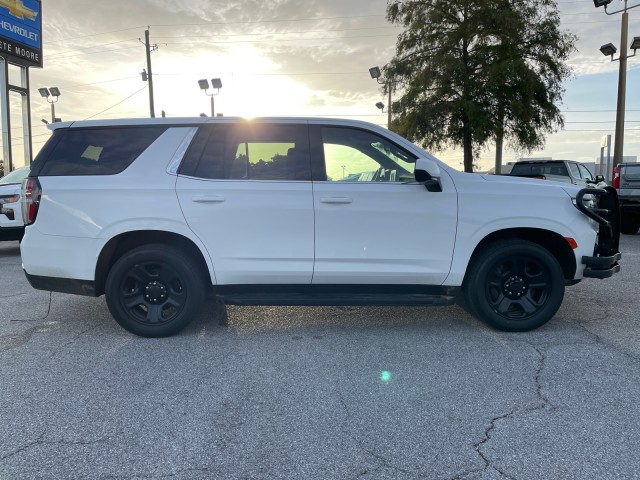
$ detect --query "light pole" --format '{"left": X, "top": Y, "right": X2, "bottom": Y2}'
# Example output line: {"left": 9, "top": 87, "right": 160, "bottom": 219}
{"left": 198, "top": 78, "right": 222, "bottom": 117}
{"left": 38, "top": 87, "right": 61, "bottom": 123}
{"left": 370, "top": 66, "right": 392, "bottom": 130}
{"left": 594, "top": 0, "right": 640, "bottom": 170}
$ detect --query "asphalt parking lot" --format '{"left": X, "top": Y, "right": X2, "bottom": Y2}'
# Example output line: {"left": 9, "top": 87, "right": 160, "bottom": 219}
{"left": 1, "top": 235, "right": 640, "bottom": 480}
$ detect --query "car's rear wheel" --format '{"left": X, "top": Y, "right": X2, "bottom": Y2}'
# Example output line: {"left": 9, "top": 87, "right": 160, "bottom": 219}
{"left": 463, "top": 239, "right": 565, "bottom": 332}
{"left": 105, "top": 244, "right": 206, "bottom": 337}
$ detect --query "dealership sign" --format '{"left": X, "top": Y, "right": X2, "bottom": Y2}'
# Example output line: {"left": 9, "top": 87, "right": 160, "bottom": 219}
{"left": 0, "top": 0, "right": 42, "bottom": 67}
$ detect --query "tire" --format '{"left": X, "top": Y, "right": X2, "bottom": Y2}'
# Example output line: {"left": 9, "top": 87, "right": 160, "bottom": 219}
{"left": 105, "top": 244, "right": 206, "bottom": 337}
{"left": 463, "top": 239, "right": 565, "bottom": 332}
{"left": 620, "top": 214, "right": 640, "bottom": 235}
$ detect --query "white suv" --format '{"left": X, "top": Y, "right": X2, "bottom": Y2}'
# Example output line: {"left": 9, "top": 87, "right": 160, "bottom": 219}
{"left": 0, "top": 166, "right": 30, "bottom": 242}
{"left": 20, "top": 117, "right": 621, "bottom": 337}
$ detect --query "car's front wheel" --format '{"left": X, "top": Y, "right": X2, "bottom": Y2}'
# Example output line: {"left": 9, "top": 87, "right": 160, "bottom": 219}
{"left": 463, "top": 239, "right": 565, "bottom": 332}
{"left": 105, "top": 244, "right": 206, "bottom": 337}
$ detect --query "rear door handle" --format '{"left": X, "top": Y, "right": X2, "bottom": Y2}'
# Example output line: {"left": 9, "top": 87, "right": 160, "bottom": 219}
{"left": 192, "top": 194, "right": 226, "bottom": 203}
{"left": 319, "top": 197, "right": 353, "bottom": 204}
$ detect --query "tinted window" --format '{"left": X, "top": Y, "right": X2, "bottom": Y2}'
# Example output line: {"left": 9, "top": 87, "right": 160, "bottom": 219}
{"left": 181, "top": 123, "right": 311, "bottom": 181}
{"left": 37, "top": 127, "right": 167, "bottom": 176}
{"left": 319, "top": 127, "right": 416, "bottom": 182}
{"left": 511, "top": 163, "right": 568, "bottom": 177}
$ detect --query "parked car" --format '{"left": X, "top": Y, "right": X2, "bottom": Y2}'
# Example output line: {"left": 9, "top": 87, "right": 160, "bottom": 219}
{"left": 508, "top": 160, "right": 606, "bottom": 188}
{"left": 613, "top": 163, "right": 640, "bottom": 235}
{"left": 0, "top": 166, "right": 30, "bottom": 241}
{"left": 20, "top": 118, "right": 621, "bottom": 337}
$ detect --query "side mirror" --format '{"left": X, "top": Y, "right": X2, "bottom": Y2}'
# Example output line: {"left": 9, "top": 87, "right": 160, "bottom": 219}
{"left": 414, "top": 157, "right": 440, "bottom": 180}
{"left": 414, "top": 157, "right": 442, "bottom": 192}
{"left": 595, "top": 175, "right": 605, "bottom": 183}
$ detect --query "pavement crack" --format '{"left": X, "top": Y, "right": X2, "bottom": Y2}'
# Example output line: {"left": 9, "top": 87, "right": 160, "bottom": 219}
{"left": 0, "top": 431, "right": 46, "bottom": 461}
{"left": 336, "top": 389, "right": 417, "bottom": 479}
{"left": 1, "top": 433, "right": 112, "bottom": 462}
{"left": 8, "top": 291, "right": 53, "bottom": 322}
{"left": 460, "top": 344, "right": 551, "bottom": 480}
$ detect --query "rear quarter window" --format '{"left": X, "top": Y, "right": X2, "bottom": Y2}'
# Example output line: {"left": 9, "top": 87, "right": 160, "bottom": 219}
{"left": 34, "top": 127, "right": 167, "bottom": 176}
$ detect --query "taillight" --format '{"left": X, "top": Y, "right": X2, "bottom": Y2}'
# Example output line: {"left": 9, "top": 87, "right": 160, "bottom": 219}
{"left": 613, "top": 166, "right": 620, "bottom": 189}
{"left": 21, "top": 177, "right": 42, "bottom": 225}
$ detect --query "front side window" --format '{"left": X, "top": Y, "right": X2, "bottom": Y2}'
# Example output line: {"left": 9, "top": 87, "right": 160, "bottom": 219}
{"left": 578, "top": 164, "right": 594, "bottom": 181}
{"left": 567, "top": 162, "right": 580, "bottom": 179}
{"left": 36, "top": 127, "right": 167, "bottom": 176}
{"left": 319, "top": 127, "right": 416, "bottom": 182}
{"left": 182, "top": 123, "right": 311, "bottom": 181}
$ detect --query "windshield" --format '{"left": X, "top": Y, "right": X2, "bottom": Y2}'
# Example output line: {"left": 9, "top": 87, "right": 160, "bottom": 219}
{"left": 0, "top": 166, "right": 30, "bottom": 185}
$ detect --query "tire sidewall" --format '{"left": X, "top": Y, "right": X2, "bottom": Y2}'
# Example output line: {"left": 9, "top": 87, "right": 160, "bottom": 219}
{"left": 105, "top": 244, "right": 205, "bottom": 337}
{"left": 465, "top": 240, "right": 565, "bottom": 332}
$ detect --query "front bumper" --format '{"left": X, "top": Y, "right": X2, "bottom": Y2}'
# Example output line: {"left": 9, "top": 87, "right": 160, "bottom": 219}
{"left": 582, "top": 252, "right": 621, "bottom": 279}
{"left": 576, "top": 187, "right": 621, "bottom": 279}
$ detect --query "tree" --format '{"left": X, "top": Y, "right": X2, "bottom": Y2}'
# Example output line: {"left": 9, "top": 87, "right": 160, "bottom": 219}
{"left": 384, "top": 0, "right": 576, "bottom": 172}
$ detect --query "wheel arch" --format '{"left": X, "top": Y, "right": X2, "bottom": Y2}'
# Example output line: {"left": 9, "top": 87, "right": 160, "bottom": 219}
{"left": 465, "top": 228, "right": 577, "bottom": 283}
{"left": 94, "top": 230, "right": 213, "bottom": 296}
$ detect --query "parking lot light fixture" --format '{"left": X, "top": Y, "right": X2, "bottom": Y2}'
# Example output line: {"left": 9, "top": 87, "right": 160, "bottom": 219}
{"left": 631, "top": 36, "right": 640, "bottom": 51}
{"left": 600, "top": 43, "right": 617, "bottom": 58}
{"left": 198, "top": 78, "right": 222, "bottom": 117}
{"left": 38, "top": 86, "right": 61, "bottom": 123}
{"left": 370, "top": 65, "right": 392, "bottom": 130}
{"left": 593, "top": 0, "right": 613, "bottom": 8}
{"left": 594, "top": 0, "right": 640, "bottom": 173}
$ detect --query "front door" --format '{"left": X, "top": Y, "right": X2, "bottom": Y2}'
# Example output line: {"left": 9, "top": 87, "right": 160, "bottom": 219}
{"left": 310, "top": 125, "right": 457, "bottom": 285}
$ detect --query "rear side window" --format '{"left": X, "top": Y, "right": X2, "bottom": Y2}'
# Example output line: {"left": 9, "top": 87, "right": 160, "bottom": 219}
{"left": 179, "top": 123, "right": 311, "bottom": 181}
{"left": 36, "top": 127, "right": 167, "bottom": 176}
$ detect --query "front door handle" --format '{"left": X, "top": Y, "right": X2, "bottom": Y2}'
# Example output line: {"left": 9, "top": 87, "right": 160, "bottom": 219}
{"left": 319, "top": 197, "right": 353, "bottom": 204}
{"left": 192, "top": 194, "right": 226, "bottom": 203}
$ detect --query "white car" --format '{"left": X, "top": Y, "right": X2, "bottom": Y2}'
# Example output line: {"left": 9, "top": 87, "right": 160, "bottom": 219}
{"left": 20, "top": 117, "right": 621, "bottom": 337}
{"left": 0, "top": 166, "right": 30, "bottom": 242}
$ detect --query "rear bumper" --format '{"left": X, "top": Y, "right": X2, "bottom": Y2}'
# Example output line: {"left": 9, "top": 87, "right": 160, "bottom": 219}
{"left": 24, "top": 271, "right": 97, "bottom": 296}
{"left": 0, "top": 226, "right": 24, "bottom": 241}
{"left": 582, "top": 252, "right": 621, "bottom": 279}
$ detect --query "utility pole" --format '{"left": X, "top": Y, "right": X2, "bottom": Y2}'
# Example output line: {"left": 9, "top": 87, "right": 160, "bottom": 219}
{"left": 143, "top": 28, "right": 156, "bottom": 118}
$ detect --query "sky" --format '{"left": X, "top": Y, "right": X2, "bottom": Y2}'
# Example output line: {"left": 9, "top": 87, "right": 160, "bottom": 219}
{"left": 8, "top": 0, "right": 640, "bottom": 171}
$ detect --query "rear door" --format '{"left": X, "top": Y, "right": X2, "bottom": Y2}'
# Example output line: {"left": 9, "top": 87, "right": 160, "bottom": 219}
{"left": 176, "top": 122, "right": 314, "bottom": 285}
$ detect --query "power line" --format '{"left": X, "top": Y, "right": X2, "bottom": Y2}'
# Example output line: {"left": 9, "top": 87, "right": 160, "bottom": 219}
{"left": 46, "top": 45, "right": 141, "bottom": 60}
{"left": 162, "top": 33, "right": 397, "bottom": 47}
{"left": 148, "top": 14, "right": 384, "bottom": 28}
{"left": 44, "top": 14, "right": 388, "bottom": 44}
{"left": 153, "top": 25, "right": 398, "bottom": 40}
{"left": 83, "top": 85, "right": 148, "bottom": 120}
{"left": 46, "top": 39, "right": 139, "bottom": 59}
{"left": 59, "top": 76, "right": 140, "bottom": 91}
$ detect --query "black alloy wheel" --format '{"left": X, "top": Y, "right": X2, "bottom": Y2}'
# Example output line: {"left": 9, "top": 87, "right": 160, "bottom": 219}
{"left": 105, "top": 244, "right": 206, "bottom": 337}
{"left": 464, "top": 239, "right": 565, "bottom": 332}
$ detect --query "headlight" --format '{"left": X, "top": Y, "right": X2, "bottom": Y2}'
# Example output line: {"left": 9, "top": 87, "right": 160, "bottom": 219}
{"left": 0, "top": 194, "right": 20, "bottom": 204}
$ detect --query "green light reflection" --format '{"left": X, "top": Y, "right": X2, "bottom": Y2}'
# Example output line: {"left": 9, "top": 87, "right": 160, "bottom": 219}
{"left": 380, "top": 371, "right": 392, "bottom": 383}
